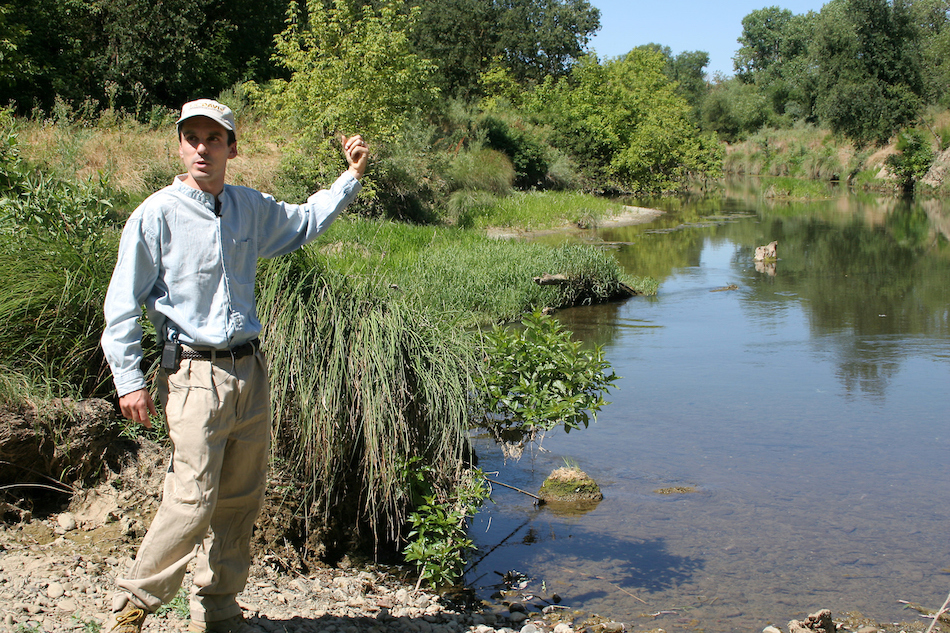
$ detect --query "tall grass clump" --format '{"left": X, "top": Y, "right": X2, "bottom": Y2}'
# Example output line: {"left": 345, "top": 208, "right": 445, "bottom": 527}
{"left": 405, "top": 239, "right": 636, "bottom": 324}
{"left": 0, "top": 110, "right": 120, "bottom": 395}
{"left": 256, "top": 248, "right": 480, "bottom": 546}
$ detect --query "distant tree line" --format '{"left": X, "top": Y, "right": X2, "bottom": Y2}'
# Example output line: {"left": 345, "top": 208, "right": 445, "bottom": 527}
{"left": 706, "top": 0, "right": 950, "bottom": 145}
{"left": 1, "top": 0, "right": 729, "bottom": 196}
{"left": 2, "top": 0, "right": 944, "bottom": 196}
{"left": 0, "top": 0, "right": 601, "bottom": 115}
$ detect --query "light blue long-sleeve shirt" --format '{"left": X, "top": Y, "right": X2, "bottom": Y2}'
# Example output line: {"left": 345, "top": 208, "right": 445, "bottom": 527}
{"left": 101, "top": 172, "right": 361, "bottom": 397}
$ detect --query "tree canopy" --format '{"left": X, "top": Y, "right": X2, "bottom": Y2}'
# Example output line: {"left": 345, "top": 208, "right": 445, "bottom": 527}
{"left": 726, "top": 0, "right": 938, "bottom": 145}
{"left": 526, "top": 49, "right": 720, "bottom": 193}
{"left": 410, "top": 0, "right": 601, "bottom": 95}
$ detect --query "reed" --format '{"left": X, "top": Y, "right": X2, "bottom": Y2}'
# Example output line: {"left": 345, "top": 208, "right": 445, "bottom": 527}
{"left": 257, "top": 249, "right": 479, "bottom": 543}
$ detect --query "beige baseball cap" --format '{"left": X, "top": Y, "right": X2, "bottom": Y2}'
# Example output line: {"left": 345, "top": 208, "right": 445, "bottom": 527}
{"left": 177, "top": 99, "right": 236, "bottom": 133}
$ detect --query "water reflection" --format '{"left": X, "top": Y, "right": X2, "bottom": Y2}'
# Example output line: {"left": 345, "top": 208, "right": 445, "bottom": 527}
{"left": 466, "top": 183, "right": 950, "bottom": 632}
{"left": 597, "top": 189, "right": 950, "bottom": 398}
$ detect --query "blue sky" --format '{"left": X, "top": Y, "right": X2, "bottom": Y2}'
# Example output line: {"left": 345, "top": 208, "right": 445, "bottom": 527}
{"left": 586, "top": 0, "right": 829, "bottom": 77}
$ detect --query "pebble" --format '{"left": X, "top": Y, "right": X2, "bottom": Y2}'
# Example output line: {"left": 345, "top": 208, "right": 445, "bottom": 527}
{"left": 0, "top": 519, "right": 614, "bottom": 633}
{"left": 57, "top": 514, "right": 77, "bottom": 532}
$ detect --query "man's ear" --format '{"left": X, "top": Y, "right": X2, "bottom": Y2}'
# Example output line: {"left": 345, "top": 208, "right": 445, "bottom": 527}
{"left": 228, "top": 142, "right": 238, "bottom": 159}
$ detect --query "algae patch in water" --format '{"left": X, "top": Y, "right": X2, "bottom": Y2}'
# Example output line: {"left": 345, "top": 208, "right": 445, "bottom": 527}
{"left": 653, "top": 485, "right": 698, "bottom": 495}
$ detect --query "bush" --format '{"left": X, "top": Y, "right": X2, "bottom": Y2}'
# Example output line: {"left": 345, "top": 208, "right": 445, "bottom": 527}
{"left": 402, "top": 462, "right": 488, "bottom": 589}
{"left": 477, "top": 114, "right": 549, "bottom": 189}
{"left": 0, "top": 111, "right": 122, "bottom": 394}
{"left": 886, "top": 128, "right": 935, "bottom": 192}
{"left": 477, "top": 310, "right": 618, "bottom": 458}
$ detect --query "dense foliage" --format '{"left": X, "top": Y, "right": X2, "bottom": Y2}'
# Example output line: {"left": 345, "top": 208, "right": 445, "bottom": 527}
{"left": 716, "top": 0, "right": 950, "bottom": 148}
{"left": 477, "top": 310, "right": 618, "bottom": 458}
{"left": 4, "top": 0, "right": 723, "bottom": 198}
{"left": 525, "top": 49, "right": 722, "bottom": 193}
{"left": 0, "top": 111, "right": 121, "bottom": 394}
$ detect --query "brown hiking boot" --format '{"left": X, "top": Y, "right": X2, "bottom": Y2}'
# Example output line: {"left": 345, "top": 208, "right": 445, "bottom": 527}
{"left": 186, "top": 615, "right": 257, "bottom": 633}
{"left": 107, "top": 603, "right": 148, "bottom": 633}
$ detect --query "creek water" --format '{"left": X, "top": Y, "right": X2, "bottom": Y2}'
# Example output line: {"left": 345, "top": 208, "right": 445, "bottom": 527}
{"left": 465, "top": 181, "right": 950, "bottom": 632}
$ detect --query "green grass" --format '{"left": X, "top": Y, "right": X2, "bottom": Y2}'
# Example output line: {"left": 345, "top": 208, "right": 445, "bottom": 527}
{"left": 758, "top": 175, "right": 836, "bottom": 199}
{"left": 257, "top": 255, "right": 479, "bottom": 541}
{"left": 316, "top": 216, "right": 643, "bottom": 325}
{"left": 458, "top": 190, "right": 628, "bottom": 230}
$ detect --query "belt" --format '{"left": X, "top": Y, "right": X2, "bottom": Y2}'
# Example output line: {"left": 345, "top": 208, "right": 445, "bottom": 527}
{"left": 180, "top": 339, "right": 260, "bottom": 361}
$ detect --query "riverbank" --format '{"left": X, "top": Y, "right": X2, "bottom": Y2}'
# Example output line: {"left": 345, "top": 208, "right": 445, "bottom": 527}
{"left": 0, "top": 434, "right": 628, "bottom": 633}
{"left": 0, "top": 500, "right": 932, "bottom": 633}
{"left": 486, "top": 205, "right": 665, "bottom": 240}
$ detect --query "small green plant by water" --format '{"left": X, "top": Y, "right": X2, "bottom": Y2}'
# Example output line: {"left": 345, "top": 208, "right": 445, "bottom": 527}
{"left": 402, "top": 459, "right": 490, "bottom": 590}
{"left": 477, "top": 309, "right": 618, "bottom": 455}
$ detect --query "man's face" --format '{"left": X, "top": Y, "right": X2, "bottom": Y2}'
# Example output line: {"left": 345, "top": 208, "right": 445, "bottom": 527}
{"left": 178, "top": 116, "right": 237, "bottom": 193}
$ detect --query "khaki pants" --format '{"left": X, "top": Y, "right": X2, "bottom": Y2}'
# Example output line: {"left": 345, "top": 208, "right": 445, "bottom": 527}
{"left": 116, "top": 350, "right": 271, "bottom": 622}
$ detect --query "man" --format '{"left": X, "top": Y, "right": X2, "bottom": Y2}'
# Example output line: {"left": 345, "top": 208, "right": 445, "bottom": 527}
{"left": 100, "top": 98, "right": 368, "bottom": 633}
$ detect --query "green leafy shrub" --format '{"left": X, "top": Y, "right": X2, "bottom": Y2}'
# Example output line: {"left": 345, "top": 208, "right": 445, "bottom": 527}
{"left": 477, "top": 310, "right": 618, "bottom": 457}
{"left": 0, "top": 111, "right": 121, "bottom": 394}
{"left": 477, "top": 114, "right": 549, "bottom": 189}
{"left": 402, "top": 460, "right": 488, "bottom": 589}
{"left": 885, "top": 128, "right": 935, "bottom": 192}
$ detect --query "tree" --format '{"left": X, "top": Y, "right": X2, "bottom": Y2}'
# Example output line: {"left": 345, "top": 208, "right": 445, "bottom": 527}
{"left": 496, "top": 0, "right": 601, "bottom": 82}
{"left": 410, "top": 0, "right": 600, "bottom": 95}
{"left": 734, "top": 6, "right": 797, "bottom": 81}
{"left": 634, "top": 44, "right": 710, "bottom": 115}
{"left": 733, "top": 6, "right": 818, "bottom": 120}
{"left": 527, "top": 49, "right": 721, "bottom": 193}
{"left": 667, "top": 49, "right": 711, "bottom": 113}
{"left": 3, "top": 0, "right": 285, "bottom": 114}
{"left": 700, "top": 76, "right": 775, "bottom": 141}
{"left": 0, "top": 1, "right": 27, "bottom": 91}
{"left": 910, "top": 0, "right": 950, "bottom": 104}
{"left": 260, "top": 0, "right": 440, "bottom": 199}
{"left": 812, "top": 0, "right": 924, "bottom": 144}
{"left": 267, "top": 0, "right": 438, "bottom": 142}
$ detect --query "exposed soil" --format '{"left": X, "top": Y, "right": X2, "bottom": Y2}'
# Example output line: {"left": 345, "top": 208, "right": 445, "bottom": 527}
{"left": 486, "top": 206, "right": 664, "bottom": 240}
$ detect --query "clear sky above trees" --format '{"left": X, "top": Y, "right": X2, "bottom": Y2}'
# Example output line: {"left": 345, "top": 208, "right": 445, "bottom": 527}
{"left": 587, "top": 0, "right": 827, "bottom": 75}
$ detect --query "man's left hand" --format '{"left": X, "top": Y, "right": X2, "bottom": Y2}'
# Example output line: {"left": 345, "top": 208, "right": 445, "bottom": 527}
{"left": 342, "top": 134, "right": 369, "bottom": 180}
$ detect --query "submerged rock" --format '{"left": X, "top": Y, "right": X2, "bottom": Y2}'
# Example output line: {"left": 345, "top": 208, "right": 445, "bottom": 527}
{"left": 538, "top": 467, "right": 603, "bottom": 505}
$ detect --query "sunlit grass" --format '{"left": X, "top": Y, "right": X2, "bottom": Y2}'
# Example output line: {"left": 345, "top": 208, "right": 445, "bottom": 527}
{"left": 460, "top": 190, "right": 629, "bottom": 230}
{"left": 257, "top": 253, "right": 477, "bottom": 540}
{"left": 316, "top": 217, "right": 644, "bottom": 325}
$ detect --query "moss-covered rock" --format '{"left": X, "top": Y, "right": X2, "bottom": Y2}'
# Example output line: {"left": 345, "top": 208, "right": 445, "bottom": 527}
{"left": 538, "top": 466, "right": 603, "bottom": 504}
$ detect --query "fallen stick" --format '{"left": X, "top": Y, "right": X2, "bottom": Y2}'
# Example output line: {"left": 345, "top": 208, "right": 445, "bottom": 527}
{"left": 485, "top": 477, "right": 543, "bottom": 502}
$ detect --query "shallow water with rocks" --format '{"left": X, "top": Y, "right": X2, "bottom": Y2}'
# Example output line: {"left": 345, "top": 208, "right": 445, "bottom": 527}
{"left": 465, "top": 187, "right": 950, "bottom": 633}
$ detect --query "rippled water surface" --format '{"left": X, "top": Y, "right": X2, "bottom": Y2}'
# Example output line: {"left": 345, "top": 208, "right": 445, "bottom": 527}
{"left": 465, "top": 185, "right": 950, "bottom": 632}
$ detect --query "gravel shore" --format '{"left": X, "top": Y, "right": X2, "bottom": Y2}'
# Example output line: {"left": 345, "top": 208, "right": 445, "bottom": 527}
{"left": 0, "top": 435, "right": 626, "bottom": 633}
{"left": 0, "top": 513, "right": 624, "bottom": 633}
